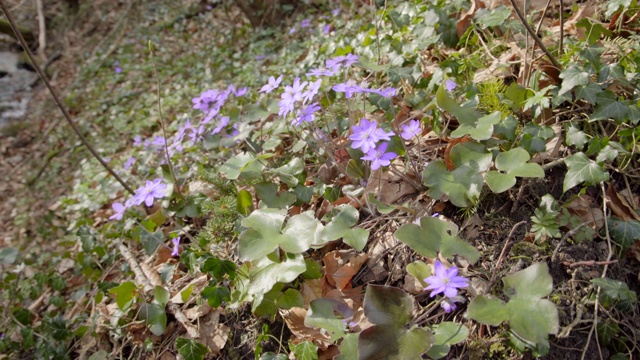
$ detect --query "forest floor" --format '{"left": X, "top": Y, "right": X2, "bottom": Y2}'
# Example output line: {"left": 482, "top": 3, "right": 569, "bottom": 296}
{"left": 1, "top": 0, "right": 639, "bottom": 359}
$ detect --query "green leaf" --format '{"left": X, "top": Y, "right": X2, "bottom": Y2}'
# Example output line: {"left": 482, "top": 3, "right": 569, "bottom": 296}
{"left": 506, "top": 298, "right": 559, "bottom": 348}
{"left": 357, "top": 326, "right": 399, "bottom": 359}
{"left": 451, "top": 111, "right": 502, "bottom": 141}
{"left": 248, "top": 253, "right": 306, "bottom": 296}
{"left": 219, "top": 152, "right": 265, "bottom": 180}
{"left": 367, "top": 193, "right": 398, "bottom": 214}
{"left": 590, "top": 97, "right": 629, "bottom": 122}
{"left": 138, "top": 302, "right": 167, "bottom": 336}
{"left": 426, "top": 322, "right": 469, "bottom": 359}
{"left": 422, "top": 161, "right": 483, "bottom": 208}
{"left": 238, "top": 209, "right": 288, "bottom": 262}
{"left": 305, "top": 298, "right": 348, "bottom": 341}
{"left": 436, "top": 85, "right": 482, "bottom": 126}
{"left": 268, "top": 158, "right": 304, "bottom": 187}
{"left": 139, "top": 228, "right": 163, "bottom": 256}
{"left": 502, "top": 262, "right": 553, "bottom": 299}
{"left": 575, "top": 83, "right": 601, "bottom": 103}
{"left": 259, "top": 353, "right": 288, "bottom": 360}
{"left": 109, "top": 281, "right": 137, "bottom": 310}
{"left": 237, "top": 189, "right": 254, "bottom": 216}
{"left": 591, "top": 277, "right": 638, "bottom": 311}
{"left": 302, "top": 259, "right": 323, "bottom": 279}
{"left": 566, "top": 124, "right": 588, "bottom": 148}
{"left": 255, "top": 182, "right": 296, "bottom": 209}
{"left": 290, "top": 340, "right": 318, "bottom": 360}
{"left": 595, "top": 145, "right": 619, "bottom": 163}
{"left": 0, "top": 246, "right": 18, "bottom": 265}
{"left": 201, "top": 286, "right": 231, "bottom": 308}
{"left": 449, "top": 141, "right": 492, "bottom": 172}
{"left": 563, "top": 152, "right": 609, "bottom": 192}
{"left": 176, "top": 338, "right": 209, "bottom": 360}
{"left": 605, "top": 0, "right": 632, "bottom": 17}
{"left": 397, "top": 326, "right": 434, "bottom": 359}
{"left": 467, "top": 295, "right": 509, "bottom": 326}
{"left": 559, "top": 65, "right": 590, "bottom": 96}
{"left": 475, "top": 5, "right": 512, "bottom": 28}
{"left": 277, "top": 289, "right": 304, "bottom": 309}
{"left": 335, "top": 333, "right": 358, "bottom": 360}
{"left": 364, "top": 285, "right": 413, "bottom": 327}
{"left": 201, "top": 257, "right": 236, "bottom": 281}
{"left": 346, "top": 159, "right": 366, "bottom": 179}
{"left": 181, "top": 285, "right": 193, "bottom": 303}
{"left": 319, "top": 205, "right": 368, "bottom": 250}
{"left": 607, "top": 217, "right": 640, "bottom": 251}
{"left": 342, "top": 227, "right": 369, "bottom": 251}
{"left": 406, "top": 261, "right": 431, "bottom": 286}
{"left": 496, "top": 148, "right": 545, "bottom": 178}
{"left": 485, "top": 171, "right": 516, "bottom": 193}
{"left": 394, "top": 217, "right": 479, "bottom": 263}
{"left": 280, "top": 211, "right": 322, "bottom": 253}
{"left": 154, "top": 286, "right": 170, "bottom": 307}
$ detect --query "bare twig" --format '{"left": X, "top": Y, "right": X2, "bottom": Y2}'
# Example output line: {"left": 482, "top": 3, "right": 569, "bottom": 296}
{"left": 559, "top": 0, "right": 564, "bottom": 58}
{"left": 0, "top": 0, "right": 136, "bottom": 195}
{"left": 487, "top": 221, "right": 528, "bottom": 290}
{"left": 508, "top": 0, "right": 562, "bottom": 71}
{"left": 35, "top": 0, "right": 45, "bottom": 59}
{"left": 561, "top": 260, "right": 618, "bottom": 268}
{"left": 551, "top": 222, "right": 589, "bottom": 261}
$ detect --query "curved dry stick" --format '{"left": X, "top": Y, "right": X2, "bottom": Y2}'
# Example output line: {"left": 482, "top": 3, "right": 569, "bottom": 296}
{"left": 0, "top": 0, "right": 135, "bottom": 195}
{"left": 508, "top": 0, "right": 562, "bottom": 71}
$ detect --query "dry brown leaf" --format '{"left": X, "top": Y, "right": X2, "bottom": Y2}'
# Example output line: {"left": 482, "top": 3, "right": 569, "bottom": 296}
{"left": 606, "top": 184, "right": 640, "bottom": 221}
{"left": 318, "top": 345, "right": 341, "bottom": 360}
{"left": 323, "top": 250, "right": 368, "bottom": 291}
{"left": 364, "top": 162, "right": 418, "bottom": 204}
{"left": 197, "top": 307, "right": 229, "bottom": 356}
{"left": 565, "top": 194, "right": 604, "bottom": 231}
{"left": 628, "top": 241, "right": 640, "bottom": 263}
{"left": 325, "top": 286, "right": 364, "bottom": 308}
{"left": 140, "top": 262, "right": 163, "bottom": 287}
{"left": 280, "top": 307, "right": 332, "bottom": 349}
{"left": 170, "top": 275, "right": 208, "bottom": 304}
{"left": 301, "top": 279, "right": 323, "bottom": 306}
{"left": 456, "top": 0, "right": 485, "bottom": 38}
{"left": 403, "top": 274, "right": 424, "bottom": 295}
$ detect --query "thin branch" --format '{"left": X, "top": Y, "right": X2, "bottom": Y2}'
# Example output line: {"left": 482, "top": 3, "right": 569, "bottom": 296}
{"left": 487, "top": 221, "right": 528, "bottom": 290}
{"left": 0, "top": 0, "right": 136, "bottom": 195}
{"left": 35, "top": 0, "right": 45, "bottom": 59}
{"left": 507, "top": 0, "right": 562, "bottom": 71}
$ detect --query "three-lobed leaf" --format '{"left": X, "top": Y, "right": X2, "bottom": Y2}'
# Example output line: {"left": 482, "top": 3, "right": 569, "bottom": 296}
{"left": 563, "top": 152, "right": 609, "bottom": 192}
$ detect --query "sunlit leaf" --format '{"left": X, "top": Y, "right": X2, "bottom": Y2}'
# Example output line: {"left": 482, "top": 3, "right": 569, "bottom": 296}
{"left": 176, "top": 338, "right": 209, "bottom": 360}
{"left": 563, "top": 152, "right": 609, "bottom": 192}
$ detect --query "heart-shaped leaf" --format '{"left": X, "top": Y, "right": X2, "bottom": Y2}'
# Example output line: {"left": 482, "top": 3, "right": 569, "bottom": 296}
{"left": 422, "top": 161, "right": 483, "bottom": 208}
{"left": 363, "top": 285, "right": 414, "bottom": 327}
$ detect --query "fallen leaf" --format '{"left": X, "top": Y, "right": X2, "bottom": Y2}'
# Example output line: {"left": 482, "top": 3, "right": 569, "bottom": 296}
{"left": 301, "top": 279, "right": 323, "bottom": 306}
{"left": 606, "top": 184, "right": 640, "bottom": 221}
{"left": 197, "top": 307, "right": 229, "bottom": 356}
{"left": 280, "top": 307, "right": 332, "bottom": 348}
{"left": 170, "top": 275, "right": 208, "bottom": 304}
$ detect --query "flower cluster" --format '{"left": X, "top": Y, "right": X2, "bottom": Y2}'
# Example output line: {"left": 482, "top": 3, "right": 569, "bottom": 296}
{"left": 423, "top": 260, "right": 469, "bottom": 313}
{"left": 350, "top": 118, "right": 397, "bottom": 170}
{"left": 109, "top": 178, "right": 167, "bottom": 221}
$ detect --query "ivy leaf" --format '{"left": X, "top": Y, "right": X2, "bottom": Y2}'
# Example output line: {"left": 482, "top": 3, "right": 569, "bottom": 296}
{"left": 563, "top": 152, "right": 609, "bottom": 192}
{"left": 575, "top": 83, "right": 601, "bottom": 104}
{"left": 201, "top": 257, "right": 236, "bottom": 281}
{"left": 566, "top": 124, "right": 588, "bottom": 148}
{"left": 259, "top": 353, "right": 288, "bottom": 360}
{"left": 607, "top": 217, "right": 640, "bottom": 251}
{"left": 422, "top": 161, "right": 483, "bottom": 208}
{"left": 590, "top": 97, "right": 629, "bottom": 123}
{"left": 0, "top": 247, "right": 18, "bottom": 265}
{"left": 176, "top": 338, "right": 209, "bottom": 360}
{"left": 201, "top": 286, "right": 231, "bottom": 308}
{"left": 558, "top": 65, "right": 590, "bottom": 96}
{"left": 502, "top": 262, "right": 553, "bottom": 299}
{"left": 290, "top": 341, "right": 318, "bottom": 360}
{"left": 138, "top": 302, "right": 167, "bottom": 336}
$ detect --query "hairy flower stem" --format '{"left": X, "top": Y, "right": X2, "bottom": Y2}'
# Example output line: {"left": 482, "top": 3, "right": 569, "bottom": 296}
{"left": 148, "top": 41, "right": 181, "bottom": 197}
{"left": 0, "top": 0, "right": 135, "bottom": 195}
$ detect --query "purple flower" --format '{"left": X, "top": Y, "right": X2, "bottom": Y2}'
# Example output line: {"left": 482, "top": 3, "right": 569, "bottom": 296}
{"left": 292, "top": 103, "right": 321, "bottom": 126}
{"left": 326, "top": 54, "right": 359, "bottom": 70}
{"left": 259, "top": 75, "right": 283, "bottom": 94}
{"left": 255, "top": 55, "right": 266, "bottom": 60}
{"left": 285, "top": 77, "right": 307, "bottom": 101}
{"left": 123, "top": 156, "right": 136, "bottom": 170}
{"left": 441, "top": 298, "right": 458, "bottom": 313}
{"left": 212, "top": 116, "right": 230, "bottom": 135}
{"left": 189, "top": 124, "right": 206, "bottom": 145}
{"left": 361, "top": 142, "right": 397, "bottom": 170}
{"left": 323, "top": 24, "right": 331, "bottom": 34}
{"left": 301, "top": 18, "right": 311, "bottom": 28}
{"left": 132, "top": 179, "right": 167, "bottom": 207}
{"left": 279, "top": 77, "right": 307, "bottom": 117}
{"left": 171, "top": 237, "right": 180, "bottom": 257}
{"left": 400, "top": 119, "right": 421, "bottom": 140}
{"left": 332, "top": 8, "right": 340, "bottom": 16}
{"left": 306, "top": 67, "right": 338, "bottom": 78}
{"left": 192, "top": 89, "right": 218, "bottom": 112}
{"left": 444, "top": 79, "right": 457, "bottom": 92}
{"left": 289, "top": 26, "right": 297, "bottom": 35}
{"left": 234, "top": 87, "right": 248, "bottom": 97}
{"left": 109, "top": 202, "right": 126, "bottom": 221}
{"left": 349, "top": 118, "right": 395, "bottom": 153}
{"left": 333, "top": 80, "right": 367, "bottom": 99}
{"left": 423, "top": 260, "right": 469, "bottom": 298}
{"left": 133, "top": 135, "right": 143, "bottom": 147}
{"left": 369, "top": 87, "right": 397, "bottom": 98}
{"left": 302, "top": 79, "right": 322, "bottom": 104}
{"left": 115, "top": 67, "right": 122, "bottom": 74}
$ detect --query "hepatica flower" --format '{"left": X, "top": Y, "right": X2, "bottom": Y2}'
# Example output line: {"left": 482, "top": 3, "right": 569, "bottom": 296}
{"left": 350, "top": 118, "right": 395, "bottom": 153}
{"left": 132, "top": 179, "right": 167, "bottom": 207}
{"left": 212, "top": 116, "right": 230, "bottom": 135}
{"left": 444, "top": 79, "right": 457, "bottom": 92}
{"left": 326, "top": 53, "right": 359, "bottom": 70}
{"left": 171, "top": 237, "right": 181, "bottom": 257}
{"left": 400, "top": 119, "right": 421, "bottom": 140}
{"left": 109, "top": 202, "right": 126, "bottom": 221}
{"left": 424, "top": 260, "right": 469, "bottom": 299}
{"left": 292, "top": 103, "right": 321, "bottom": 126}
{"left": 259, "top": 75, "right": 283, "bottom": 94}
{"left": 362, "top": 142, "right": 397, "bottom": 170}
